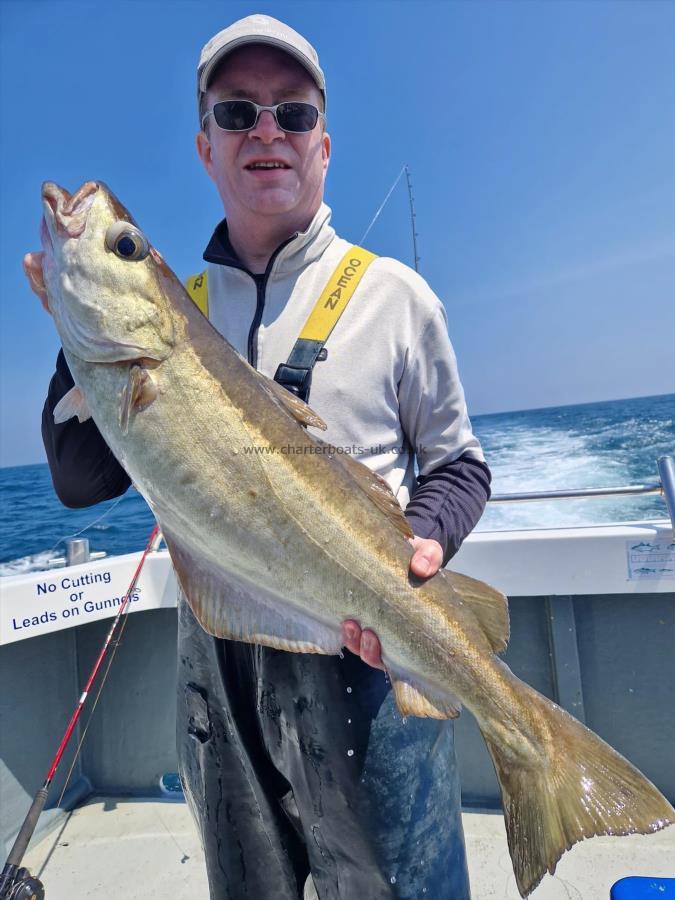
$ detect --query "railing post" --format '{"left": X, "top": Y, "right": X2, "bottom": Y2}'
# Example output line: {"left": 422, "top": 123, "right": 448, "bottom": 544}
{"left": 657, "top": 456, "right": 675, "bottom": 532}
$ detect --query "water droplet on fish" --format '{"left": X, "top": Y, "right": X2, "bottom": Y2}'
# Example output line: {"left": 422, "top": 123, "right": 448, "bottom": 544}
{"left": 347, "top": 589, "right": 353, "bottom": 598}
{"left": 422, "top": 888, "right": 427, "bottom": 893}
{"left": 346, "top": 686, "right": 352, "bottom": 694}
{"left": 347, "top": 749, "right": 354, "bottom": 757}
{"left": 347, "top": 718, "right": 352, "bottom": 724}
{"left": 401, "top": 716, "right": 408, "bottom": 725}
{"left": 390, "top": 876, "right": 396, "bottom": 884}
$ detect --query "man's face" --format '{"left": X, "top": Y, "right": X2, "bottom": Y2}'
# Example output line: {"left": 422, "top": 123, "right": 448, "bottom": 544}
{"left": 197, "top": 45, "right": 330, "bottom": 224}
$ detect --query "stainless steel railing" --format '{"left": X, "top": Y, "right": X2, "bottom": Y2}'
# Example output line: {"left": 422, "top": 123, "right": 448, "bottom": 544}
{"left": 488, "top": 455, "right": 675, "bottom": 530}
{"left": 490, "top": 483, "right": 662, "bottom": 503}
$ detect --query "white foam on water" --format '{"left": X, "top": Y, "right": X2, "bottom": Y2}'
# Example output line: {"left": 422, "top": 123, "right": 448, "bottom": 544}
{"left": 474, "top": 413, "right": 671, "bottom": 530}
{"left": 0, "top": 550, "right": 58, "bottom": 577}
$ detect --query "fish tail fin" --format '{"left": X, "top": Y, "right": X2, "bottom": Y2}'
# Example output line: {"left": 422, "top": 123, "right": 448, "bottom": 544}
{"left": 480, "top": 690, "right": 674, "bottom": 898}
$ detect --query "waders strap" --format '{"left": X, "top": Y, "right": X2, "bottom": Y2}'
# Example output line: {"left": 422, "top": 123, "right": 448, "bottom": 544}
{"left": 274, "top": 246, "right": 377, "bottom": 402}
{"left": 186, "top": 270, "right": 209, "bottom": 317}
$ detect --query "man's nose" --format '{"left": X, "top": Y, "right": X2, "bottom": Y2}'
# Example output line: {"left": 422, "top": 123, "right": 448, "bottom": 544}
{"left": 248, "top": 110, "right": 285, "bottom": 143}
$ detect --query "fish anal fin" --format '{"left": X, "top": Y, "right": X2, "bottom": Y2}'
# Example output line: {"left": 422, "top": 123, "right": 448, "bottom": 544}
{"left": 481, "top": 685, "right": 675, "bottom": 897}
{"left": 391, "top": 677, "right": 461, "bottom": 720}
{"left": 262, "top": 378, "right": 327, "bottom": 431}
{"left": 54, "top": 385, "right": 91, "bottom": 424}
{"left": 119, "top": 365, "right": 158, "bottom": 434}
{"left": 162, "top": 529, "right": 342, "bottom": 654}
{"left": 443, "top": 569, "right": 509, "bottom": 654}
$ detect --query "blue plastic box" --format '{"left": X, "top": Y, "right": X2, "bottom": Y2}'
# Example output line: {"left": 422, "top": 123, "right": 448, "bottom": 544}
{"left": 611, "top": 877, "right": 675, "bottom": 899}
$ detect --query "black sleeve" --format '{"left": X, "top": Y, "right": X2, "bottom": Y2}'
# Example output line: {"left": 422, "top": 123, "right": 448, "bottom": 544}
{"left": 42, "top": 350, "right": 131, "bottom": 508}
{"left": 404, "top": 454, "right": 491, "bottom": 564}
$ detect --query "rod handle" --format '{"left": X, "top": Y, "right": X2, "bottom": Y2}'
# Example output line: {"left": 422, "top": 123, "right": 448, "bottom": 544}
{"left": 4, "top": 787, "right": 49, "bottom": 868}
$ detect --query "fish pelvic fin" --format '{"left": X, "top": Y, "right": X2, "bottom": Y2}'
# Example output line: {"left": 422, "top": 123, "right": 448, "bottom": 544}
{"left": 442, "top": 569, "right": 509, "bottom": 654}
{"left": 481, "top": 691, "right": 674, "bottom": 897}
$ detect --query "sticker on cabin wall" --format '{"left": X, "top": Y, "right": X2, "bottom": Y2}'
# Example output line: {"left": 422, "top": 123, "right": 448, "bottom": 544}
{"left": 626, "top": 539, "right": 675, "bottom": 580}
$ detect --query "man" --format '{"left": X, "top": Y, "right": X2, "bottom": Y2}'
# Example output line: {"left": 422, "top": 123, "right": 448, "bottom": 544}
{"left": 39, "top": 14, "right": 491, "bottom": 899}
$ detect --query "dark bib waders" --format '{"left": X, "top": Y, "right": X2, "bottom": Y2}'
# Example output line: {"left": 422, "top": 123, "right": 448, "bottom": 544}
{"left": 177, "top": 596, "right": 471, "bottom": 900}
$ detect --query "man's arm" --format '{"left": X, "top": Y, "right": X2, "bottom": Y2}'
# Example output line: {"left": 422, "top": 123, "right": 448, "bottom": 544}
{"left": 341, "top": 456, "right": 491, "bottom": 668}
{"left": 42, "top": 350, "right": 131, "bottom": 508}
{"left": 404, "top": 454, "right": 491, "bottom": 565}
{"left": 343, "top": 297, "right": 491, "bottom": 669}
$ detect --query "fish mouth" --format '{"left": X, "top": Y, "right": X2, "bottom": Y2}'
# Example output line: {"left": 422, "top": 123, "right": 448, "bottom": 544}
{"left": 42, "top": 181, "right": 99, "bottom": 241}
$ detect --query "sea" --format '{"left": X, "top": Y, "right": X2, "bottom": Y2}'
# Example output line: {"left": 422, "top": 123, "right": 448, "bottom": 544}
{"left": 0, "top": 393, "right": 673, "bottom": 576}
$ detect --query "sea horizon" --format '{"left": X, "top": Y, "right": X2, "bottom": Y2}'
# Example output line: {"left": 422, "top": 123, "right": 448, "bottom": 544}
{"left": 3, "top": 390, "right": 672, "bottom": 472}
{"left": 1, "top": 392, "right": 673, "bottom": 573}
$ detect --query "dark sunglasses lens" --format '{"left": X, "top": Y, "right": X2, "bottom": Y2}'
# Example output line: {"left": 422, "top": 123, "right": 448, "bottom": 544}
{"left": 276, "top": 102, "right": 319, "bottom": 132}
{"left": 213, "top": 100, "right": 257, "bottom": 131}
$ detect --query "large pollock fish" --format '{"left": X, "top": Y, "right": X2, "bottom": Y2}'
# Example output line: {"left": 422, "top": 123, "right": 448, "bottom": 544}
{"left": 25, "top": 181, "right": 673, "bottom": 897}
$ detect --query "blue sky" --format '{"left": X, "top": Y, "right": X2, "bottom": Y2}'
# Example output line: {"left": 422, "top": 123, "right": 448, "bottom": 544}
{"left": 1, "top": 0, "right": 674, "bottom": 467}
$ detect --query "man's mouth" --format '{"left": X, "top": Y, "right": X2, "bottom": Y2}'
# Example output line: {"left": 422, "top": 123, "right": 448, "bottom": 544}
{"left": 244, "top": 160, "right": 291, "bottom": 171}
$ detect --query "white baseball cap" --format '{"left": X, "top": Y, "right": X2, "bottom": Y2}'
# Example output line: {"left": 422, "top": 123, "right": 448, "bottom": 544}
{"left": 197, "top": 14, "right": 326, "bottom": 108}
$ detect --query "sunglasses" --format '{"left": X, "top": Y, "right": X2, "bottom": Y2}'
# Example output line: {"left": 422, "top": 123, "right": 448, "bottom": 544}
{"left": 202, "top": 100, "right": 324, "bottom": 134}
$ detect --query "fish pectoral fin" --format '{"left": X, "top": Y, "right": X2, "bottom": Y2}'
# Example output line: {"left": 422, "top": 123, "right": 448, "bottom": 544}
{"left": 119, "top": 364, "right": 158, "bottom": 435}
{"left": 442, "top": 570, "right": 509, "bottom": 654}
{"left": 53, "top": 385, "right": 91, "bottom": 423}
{"left": 262, "top": 377, "right": 328, "bottom": 431}
{"left": 322, "top": 444, "right": 414, "bottom": 540}
{"left": 163, "top": 529, "right": 342, "bottom": 654}
{"left": 390, "top": 677, "right": 461, "bottom": 719}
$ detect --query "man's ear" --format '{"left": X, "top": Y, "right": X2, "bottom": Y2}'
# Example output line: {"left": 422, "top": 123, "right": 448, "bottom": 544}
{"left": 196, "top": 130, "right": 214, "bottom": 177}
{"left": 322, "top": 131, "right": 331, "bottom": 174}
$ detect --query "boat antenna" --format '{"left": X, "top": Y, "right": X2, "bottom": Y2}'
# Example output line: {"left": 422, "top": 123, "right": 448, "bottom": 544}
{"left": 360, "top": 163, "right": 421, "bottom": 272}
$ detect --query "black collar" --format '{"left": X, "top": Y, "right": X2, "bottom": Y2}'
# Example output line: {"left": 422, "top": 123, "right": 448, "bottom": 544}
{"left": 203, "top": 218, "right": 243, "bottom": 268}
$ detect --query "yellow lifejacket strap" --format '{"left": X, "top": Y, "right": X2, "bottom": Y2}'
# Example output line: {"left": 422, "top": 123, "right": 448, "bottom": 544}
{"left": 297, "top": 246, "right": 377, "bottom": 341}
{"left": 275, "top": 246, "right": 377, "bottom": 401}
{"left": 185, "top": 245, "right": 376, "bottom": 401}
{"left": 185, "top": 269, "right": 209, "bottom": 317}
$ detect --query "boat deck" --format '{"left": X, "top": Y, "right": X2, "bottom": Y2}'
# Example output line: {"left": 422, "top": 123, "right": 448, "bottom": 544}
{"left": 22, "top": 796, "right": 675, "bottom": 899}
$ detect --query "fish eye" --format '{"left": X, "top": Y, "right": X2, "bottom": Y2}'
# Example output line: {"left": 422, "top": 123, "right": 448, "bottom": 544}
{"left": 105, "top": 221, "right": 149, "bottom": 261}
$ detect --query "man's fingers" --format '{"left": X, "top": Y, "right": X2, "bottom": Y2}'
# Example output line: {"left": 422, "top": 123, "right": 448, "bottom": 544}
{"left": 342, "top": 620, "right": 362, "bottom": 656}
{"left": 408, "top": 536, "right": 443, "bottom": 579}
{"left": 341, "top": 620, "right": 385, "bottom": 671}
{"left": 359, "top": 629, "right": 384, "bottom": 670}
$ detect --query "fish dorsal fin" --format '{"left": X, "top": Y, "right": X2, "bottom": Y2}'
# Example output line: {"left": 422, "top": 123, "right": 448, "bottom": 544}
{"left": 443, "top": 570, "right": 509, "bottom": 654}
{"left": 162, "top": 528, "right": 342, "bottom": 654}
{"left": 53, "top": 385, "right": 91, "bottom": 424}
{"left": 391, "top": 678, "right": 461, "bottom": 720}
{"left": 262, "top": 377, "right": 327, "bottom": 431}
{"left": 321, "top": 444, "right": 414, "bottom": 540}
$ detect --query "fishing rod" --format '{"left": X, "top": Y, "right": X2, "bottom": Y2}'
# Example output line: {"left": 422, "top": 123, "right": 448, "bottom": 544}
{"left": 360, "top": 164, "right": 421, "bottom": 272}
{"left": 0, "top": 524, "right": 160, "bottom": 900}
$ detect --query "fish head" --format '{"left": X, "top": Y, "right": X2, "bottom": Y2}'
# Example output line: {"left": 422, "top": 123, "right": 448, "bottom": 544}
{"left": 24, "top": 181, "right": 175, "bottom": 364}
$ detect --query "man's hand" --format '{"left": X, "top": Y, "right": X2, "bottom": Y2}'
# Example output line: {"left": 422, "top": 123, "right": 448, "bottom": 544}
{"left": 341, "top": 535, "right": 443, "bottom": 670}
